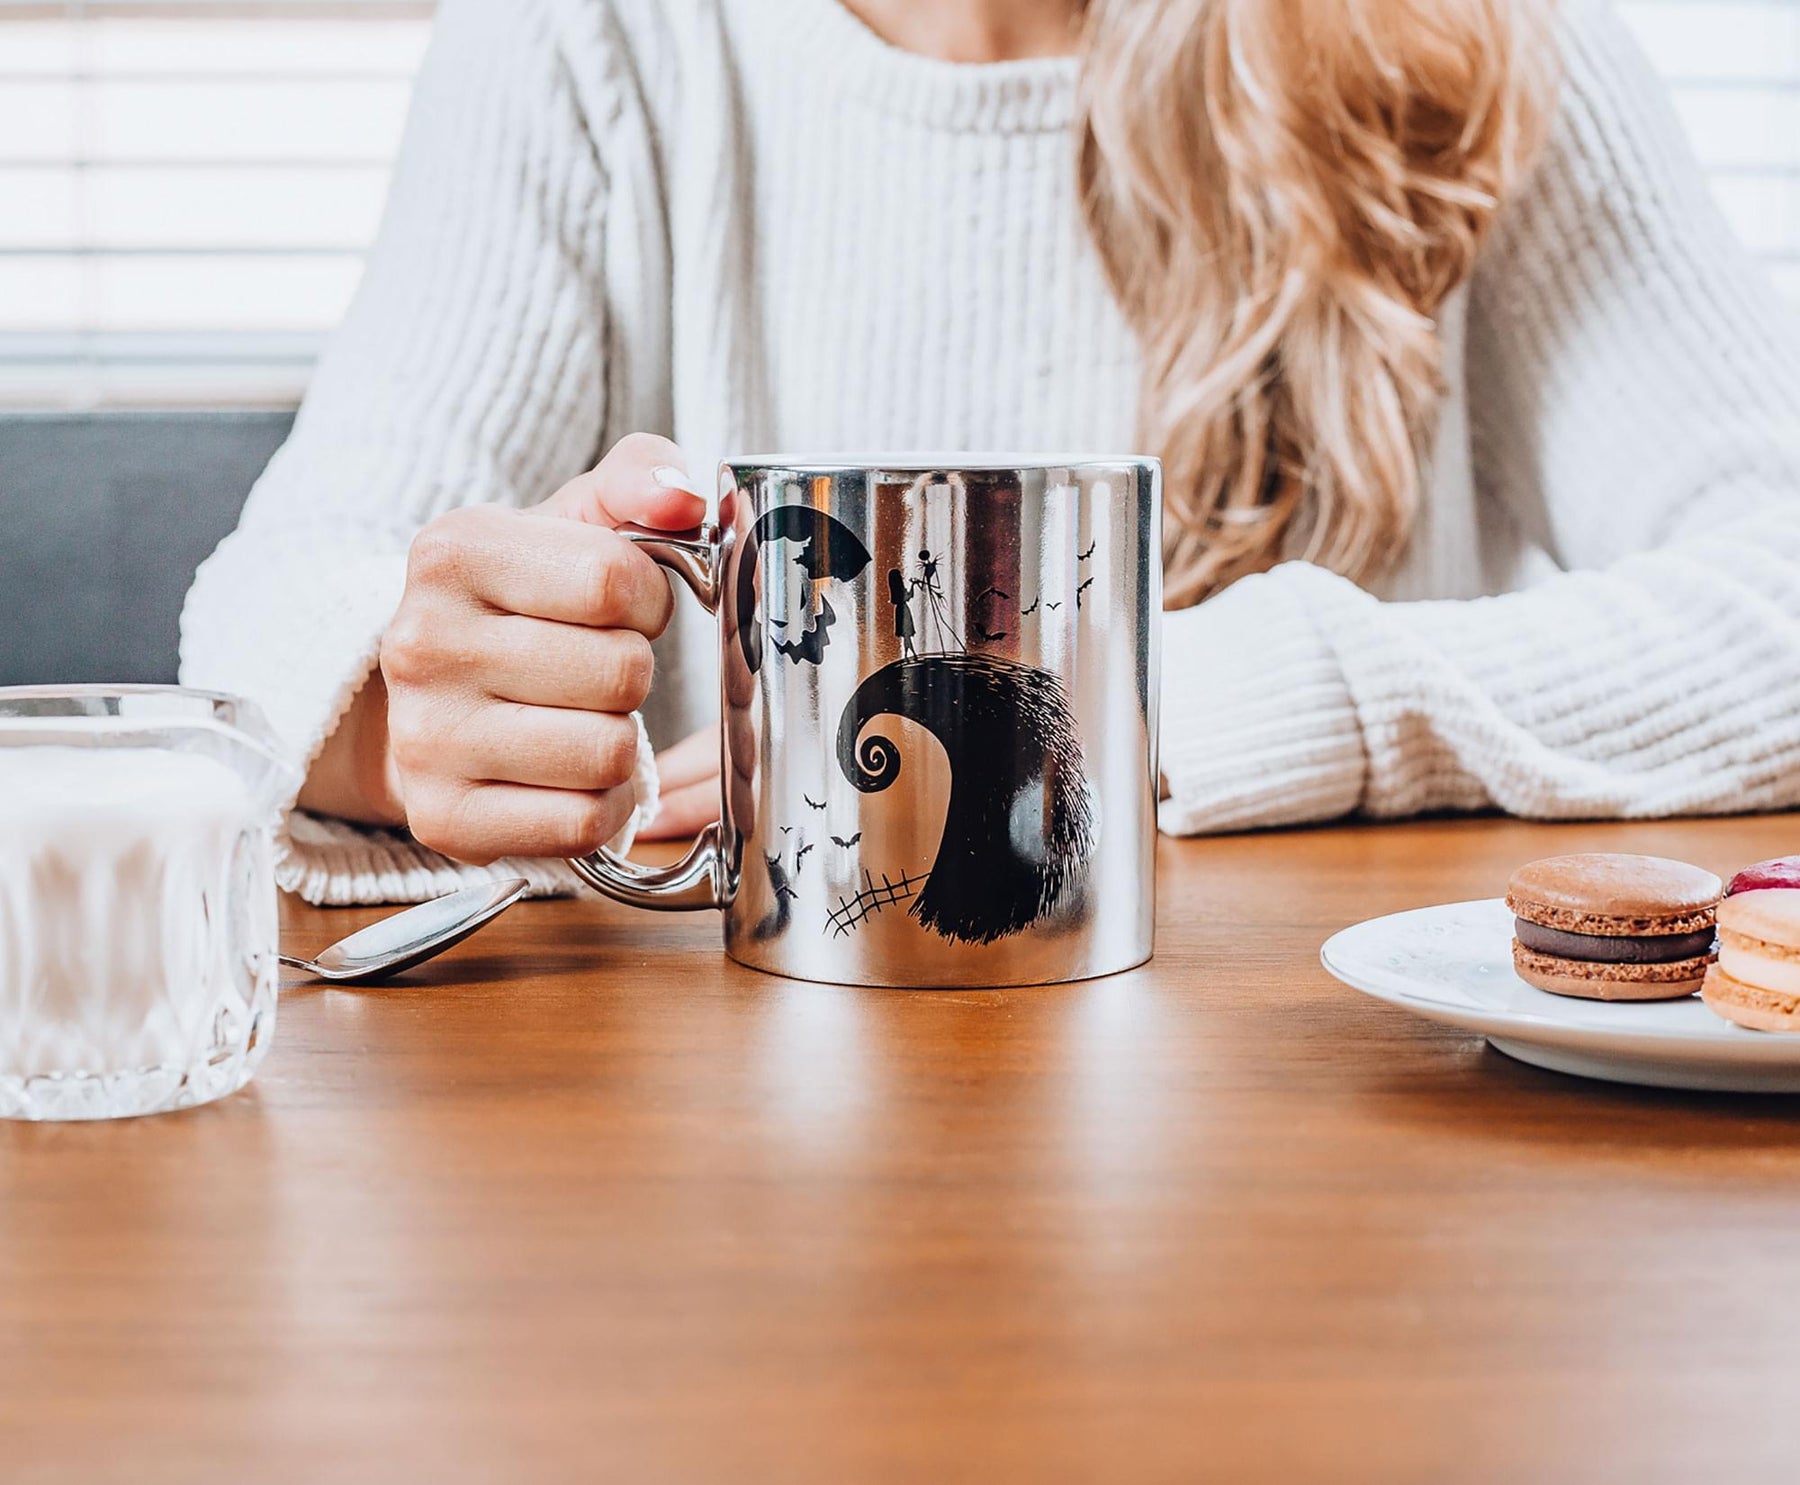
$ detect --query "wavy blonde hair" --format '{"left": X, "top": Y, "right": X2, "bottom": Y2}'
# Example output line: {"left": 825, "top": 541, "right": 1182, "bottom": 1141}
{"left": 1077, "top": 0, "right": 1557, "bottom": 608}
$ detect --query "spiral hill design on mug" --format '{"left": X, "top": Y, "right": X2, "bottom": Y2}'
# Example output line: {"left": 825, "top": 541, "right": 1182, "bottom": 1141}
{"left": 836, "top": 653, "right": 1095, "bottom": 946}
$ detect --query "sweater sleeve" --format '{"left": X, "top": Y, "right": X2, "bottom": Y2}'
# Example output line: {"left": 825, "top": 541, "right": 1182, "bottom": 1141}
{"left": 1158, "top": 0, "right": 1800, "bottom": 836}
{"left": 178, "top": 0, "right": 659, "bottom": 903}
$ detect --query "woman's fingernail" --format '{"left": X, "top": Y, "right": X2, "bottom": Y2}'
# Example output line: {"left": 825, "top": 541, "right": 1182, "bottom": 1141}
{"left": 651, "top": 465, "right": 705, "bottom": 498}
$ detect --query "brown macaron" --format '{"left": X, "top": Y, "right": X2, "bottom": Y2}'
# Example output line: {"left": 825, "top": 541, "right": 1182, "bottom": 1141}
{"left": 1702, "top": 890, "right": 1800, "bottom": 1032}
{"left": 1505, "top": 853, "right": 1721, "bottom": 1001}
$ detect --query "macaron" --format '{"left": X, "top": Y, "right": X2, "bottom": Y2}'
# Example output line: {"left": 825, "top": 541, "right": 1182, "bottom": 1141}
{"left": 1506, "top": 853, "right": 1721, "bottom": 1001}
{"left": 1726, "top": 856, "right": 1800, "bottom": 897}
{"left": 1703, "top": 890, "right": 1800, "bottom": 1032}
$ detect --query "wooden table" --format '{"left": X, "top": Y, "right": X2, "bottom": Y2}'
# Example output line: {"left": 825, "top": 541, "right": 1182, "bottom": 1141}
{"left": 7, "top": 816, "right": 1800, "bottom": 1482}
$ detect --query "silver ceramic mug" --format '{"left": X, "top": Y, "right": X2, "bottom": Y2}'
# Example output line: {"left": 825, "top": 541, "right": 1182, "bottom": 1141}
{"left": 570, "top": 457, "right": 1162, "bottom": 987}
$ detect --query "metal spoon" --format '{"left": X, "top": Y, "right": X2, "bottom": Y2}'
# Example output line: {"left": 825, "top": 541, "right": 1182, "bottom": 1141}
{"left": 277, "top": 877, "right": 531, "bottom": 984}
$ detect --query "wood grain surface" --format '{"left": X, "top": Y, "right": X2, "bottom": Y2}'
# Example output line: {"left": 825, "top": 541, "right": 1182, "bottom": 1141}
{"left": 6, "top": 816, "right": 1800, "bottom": 1483}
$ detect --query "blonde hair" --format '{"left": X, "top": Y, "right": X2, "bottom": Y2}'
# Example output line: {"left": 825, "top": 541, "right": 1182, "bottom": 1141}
{"left": 1077, "top": 0, "right": 1557, "bottom": 608}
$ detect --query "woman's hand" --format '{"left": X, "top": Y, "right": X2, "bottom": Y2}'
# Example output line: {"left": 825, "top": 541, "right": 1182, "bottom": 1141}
{"left": 312, "top": 434, "right": 707, "bottom": 865}
{"left": 637, "top": 722, "right": 723, "bottom": 840}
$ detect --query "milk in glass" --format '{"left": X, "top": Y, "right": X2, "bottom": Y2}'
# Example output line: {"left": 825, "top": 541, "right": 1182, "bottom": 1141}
{"left": 0, "top": 704, "right": 283, "bottom": 1120}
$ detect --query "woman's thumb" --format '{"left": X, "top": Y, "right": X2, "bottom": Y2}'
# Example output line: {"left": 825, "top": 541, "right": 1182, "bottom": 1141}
{"left": 539, "top": 432, "right": 707, "bottom": 530}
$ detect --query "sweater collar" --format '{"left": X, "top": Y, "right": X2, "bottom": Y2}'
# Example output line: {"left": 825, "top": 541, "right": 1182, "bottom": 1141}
{"left": 768, "top": 0, "right": 1080, "bottom": 135}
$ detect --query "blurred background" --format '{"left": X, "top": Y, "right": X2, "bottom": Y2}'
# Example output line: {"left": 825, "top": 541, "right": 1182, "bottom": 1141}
{"left": 1, "top": 0, "right": 1797, "bottom": 685}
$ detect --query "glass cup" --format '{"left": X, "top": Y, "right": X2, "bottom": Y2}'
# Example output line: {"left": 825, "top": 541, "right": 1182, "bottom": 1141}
{"left": 0, "top": 686, "right": 296, "bottom": 1120}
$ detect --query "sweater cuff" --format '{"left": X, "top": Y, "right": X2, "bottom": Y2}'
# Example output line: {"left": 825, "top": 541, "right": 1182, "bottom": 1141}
{"left": 277, "top": 709, "right": 661, "bottom": 905}
{"left": 1156, "top": 564, "right": 1368, "bottom": 835}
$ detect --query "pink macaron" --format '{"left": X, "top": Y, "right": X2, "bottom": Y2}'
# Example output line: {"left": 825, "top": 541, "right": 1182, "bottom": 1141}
{"left": 1726, "top": 856, "right": 1800, "bottom": 897}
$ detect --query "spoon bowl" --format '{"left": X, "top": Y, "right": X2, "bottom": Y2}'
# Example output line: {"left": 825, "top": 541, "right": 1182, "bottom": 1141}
{"left": 279, "top": 878, "right": 531, "bottom": 984}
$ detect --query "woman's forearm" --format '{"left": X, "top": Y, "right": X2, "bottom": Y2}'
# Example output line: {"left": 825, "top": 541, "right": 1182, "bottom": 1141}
{"left": 1160, "top": 505, "right": 1800, "bottom": 837}
{"left": 181, "top": 0, "right": 625, "bottom": 900}
{"left": 297, "top": 668, "right": 406, "bottom": 828}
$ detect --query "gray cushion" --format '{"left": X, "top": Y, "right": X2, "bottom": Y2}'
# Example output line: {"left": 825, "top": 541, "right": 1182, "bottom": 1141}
{"left": 0, "top": 411, "right": 293, "bottom": 685}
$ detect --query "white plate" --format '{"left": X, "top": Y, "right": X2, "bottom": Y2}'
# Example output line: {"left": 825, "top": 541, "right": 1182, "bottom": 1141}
{"left": 1320, "top": 898, "right": 1800, "bottom": 1093}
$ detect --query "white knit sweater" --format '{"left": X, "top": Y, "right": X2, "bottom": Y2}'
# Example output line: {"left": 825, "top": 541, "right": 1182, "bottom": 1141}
{"left": 180, "top": 0, "right": 1800, "bottom": 905}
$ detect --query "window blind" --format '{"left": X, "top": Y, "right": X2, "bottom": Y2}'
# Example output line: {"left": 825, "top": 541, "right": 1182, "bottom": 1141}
{"left": 0, "top": 1, "right": 431, "bottom": 406}
{"left": 0, "top": 0, "right": 1795, "bottom": 408}
{"left": 1617, "top": 0, "right": 1800, "bottom": 304}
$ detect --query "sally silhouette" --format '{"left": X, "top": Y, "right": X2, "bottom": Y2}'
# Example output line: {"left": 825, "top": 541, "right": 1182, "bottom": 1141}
{"left": 887, "top": 568, "right": 917, "bottom": 660}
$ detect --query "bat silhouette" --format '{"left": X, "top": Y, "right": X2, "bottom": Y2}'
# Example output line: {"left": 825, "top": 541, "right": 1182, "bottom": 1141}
{"left": 973, "top": 623, "right": 1009, "bottom": 643}
{"left": 1077, "top": 540, "right": 1096, "bottom": 561}
{"left": 779, "top": 825, "right": 795, "bottom": 835}
{"left": 1020, "top": 597, "right": 1040, "bottom": 616}
{"left": 1075, "top": 576, "right": 1095, "bottom": 608}
{"left": 795, "top": 842, "right": 815, "bottom": 870}
{"left": 831, "top": 832, "right": 863, "bottom": 848}
{"left": 973, "top": 585, "right": 1010, "bottom": 604}
{"left": 774, "top": 881, "right": 798, "bottom": 903}
{"left": 1045, "top": 601, "right": 1063, "bottom": 611}
{"left": 803, "top": 794, "right": 826, "bottom": 810}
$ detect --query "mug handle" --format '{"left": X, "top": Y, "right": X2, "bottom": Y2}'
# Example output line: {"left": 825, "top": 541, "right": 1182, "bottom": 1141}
{"left": 565, "top": 523, "right": 730, "bottom": 911}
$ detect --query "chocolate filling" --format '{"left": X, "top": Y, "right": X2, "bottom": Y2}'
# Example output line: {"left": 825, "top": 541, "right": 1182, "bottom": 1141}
{"left": 1513, "top": 918, "right": 1717, "bottom": 965}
